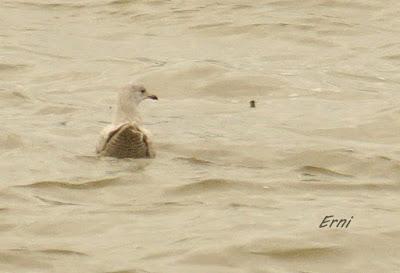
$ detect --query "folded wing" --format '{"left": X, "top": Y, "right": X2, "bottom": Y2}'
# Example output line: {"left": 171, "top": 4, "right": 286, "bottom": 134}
{"left": 97, "top": 123, "right": 153, "bottom": 158}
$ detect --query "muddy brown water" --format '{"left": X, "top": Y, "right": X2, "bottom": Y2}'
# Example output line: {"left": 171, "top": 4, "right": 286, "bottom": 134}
{"left": 1, "top": 1, "right": 400, "bottom": 272}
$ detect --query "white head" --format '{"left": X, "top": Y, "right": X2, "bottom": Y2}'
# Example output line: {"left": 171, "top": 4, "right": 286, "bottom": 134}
{"left": 114, "top": 83, "right": 158, "bottom": 124}
{"left": 119, "top": 83, "right": 158, "bottom": 106}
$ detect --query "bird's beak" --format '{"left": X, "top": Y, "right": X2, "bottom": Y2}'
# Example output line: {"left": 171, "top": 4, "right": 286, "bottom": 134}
{"left": 147, "top": 95, "right": 158, "bottom": 100}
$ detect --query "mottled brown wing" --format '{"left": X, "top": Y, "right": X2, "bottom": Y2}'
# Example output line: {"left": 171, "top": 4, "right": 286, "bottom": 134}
{"left": 102, "top": 123, "right": 149, "bottom": 158}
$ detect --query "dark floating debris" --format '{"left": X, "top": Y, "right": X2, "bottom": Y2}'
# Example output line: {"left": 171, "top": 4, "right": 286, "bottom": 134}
{"left": 250, "top": 100, "right": 256, "bottom": 108}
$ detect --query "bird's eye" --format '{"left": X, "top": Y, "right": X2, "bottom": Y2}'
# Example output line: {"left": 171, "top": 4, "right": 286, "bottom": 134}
{"left": 141, "top": 89, "right": 145, "bottom": 94}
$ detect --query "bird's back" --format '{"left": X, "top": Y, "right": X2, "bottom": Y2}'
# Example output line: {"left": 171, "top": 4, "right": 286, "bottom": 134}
{"left": 97, "top": 123, "right": 152, "bottom": 158}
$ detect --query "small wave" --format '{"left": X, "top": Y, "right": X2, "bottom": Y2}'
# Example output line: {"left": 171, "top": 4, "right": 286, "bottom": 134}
{"left": 0, "top": 90, "right": 31, "bottom": 109}
{"left": 249, "top": 244, "right": 339, "bottom": 258}
{"left": 15, "top": 177, "right": 121, "bottom": 190}
{"left": 105, "top": 269, "right": 151, "bottom": 273}
{"left": 0, "top": 224, "right": 14, "bottom": 232}
{"left": 232, "top": 4, "right": 252, "bottom": 10}
{"left": 141, "top": 249, "right": 188, "bottom": 260}
{"left": 38, "top": 249, "right": 88, "bottom": 256}
{"left": 109, "top": 0, "right": 132, "bottom": 5}
{"left": 291, "top": 182, "right": 400, "bottom": 191}
{"left": 17, "top": 2, "right": 86, "bottom": 10}
{"left": 94, "top": 58, "right": 141, "bottom": 65}
{"left": 298, "top": 165, "right": 353, "bottom": 178}
{"left": 8, "top": 247, "right": 88, "bottom": 258}
{"left": 317, "top": 1, "right": 376, "bottom": 10}
{"left": 330, "top": 71, "right": 386, "bottom": 83}
{"left": 152, "top": 200, "right": 203, "bottom": 207}
{"left": 382, "top": 54, "right": 400, "bottom": 61}
{"left": 8, "top": 45, "right": 72, "bottom": 60}
{"left": 174, "top": 156, "right": 213, "bottom": 165}
{"left": 0, "top": 63, "right": 29, "bottom": 71}
{"left": 166, "top": 179, "right": 267, "bottom": 195}
{"left": 34, "top": 195, "right": 79, "bottom": 206}
{"left": 382, "top": 230, "right": 400, "bottom": 238}
{"left": 135, "top": 57, "right": 167, "bottom": 66}
{"left": 239, "top": 238, "right": 343, "bottom": 260}
{"left": 179, "top": 251, "right": 236, "bottom": 267}
{"left": 34, "top": 106, "right": 78, "bottom": 115}
{"left": 289, "top": 36, "right": 338, "bottom": 48}
{"left": 139, "top": 61, "right": 280, "bottom": 98}
{"left": 171, "top": 8, "right": 199, "bottom": 14}
{"left": 0, "top": 133, "right": 24, "bottom": 150}
{"left": 0, "top": 88, "right": 30, "bottom": 100}
{"left": 189, "top": 22, "right": 231, "bottom": 30}
{"left": 228, "top": 202, "right": 279, "bottom": 210}
{"left": 0, "top": 251, "right": 49, "bottom": 268}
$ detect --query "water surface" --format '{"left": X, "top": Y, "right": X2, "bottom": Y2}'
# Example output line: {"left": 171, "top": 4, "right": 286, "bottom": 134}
{"left": 1, "top": 0, "right": 400, "bottom": 272}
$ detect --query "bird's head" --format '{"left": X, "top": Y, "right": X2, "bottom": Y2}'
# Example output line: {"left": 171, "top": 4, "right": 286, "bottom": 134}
{"left": 121, "top": 83, "right": 158, "bottom": 106}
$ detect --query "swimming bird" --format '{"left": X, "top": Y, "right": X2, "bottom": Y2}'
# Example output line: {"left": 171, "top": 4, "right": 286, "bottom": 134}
{"left": 96, "top": 83, "right": 158, "bottom": 158}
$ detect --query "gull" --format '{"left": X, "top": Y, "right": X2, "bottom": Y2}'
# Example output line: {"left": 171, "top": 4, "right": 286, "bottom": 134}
{"left": 96, "top": 83, "right": 158, "bottom": 158}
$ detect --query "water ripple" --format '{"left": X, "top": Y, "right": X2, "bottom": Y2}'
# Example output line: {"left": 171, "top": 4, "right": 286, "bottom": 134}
{"left": 15, "top": 177, "right": 121, "bottom": 190}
